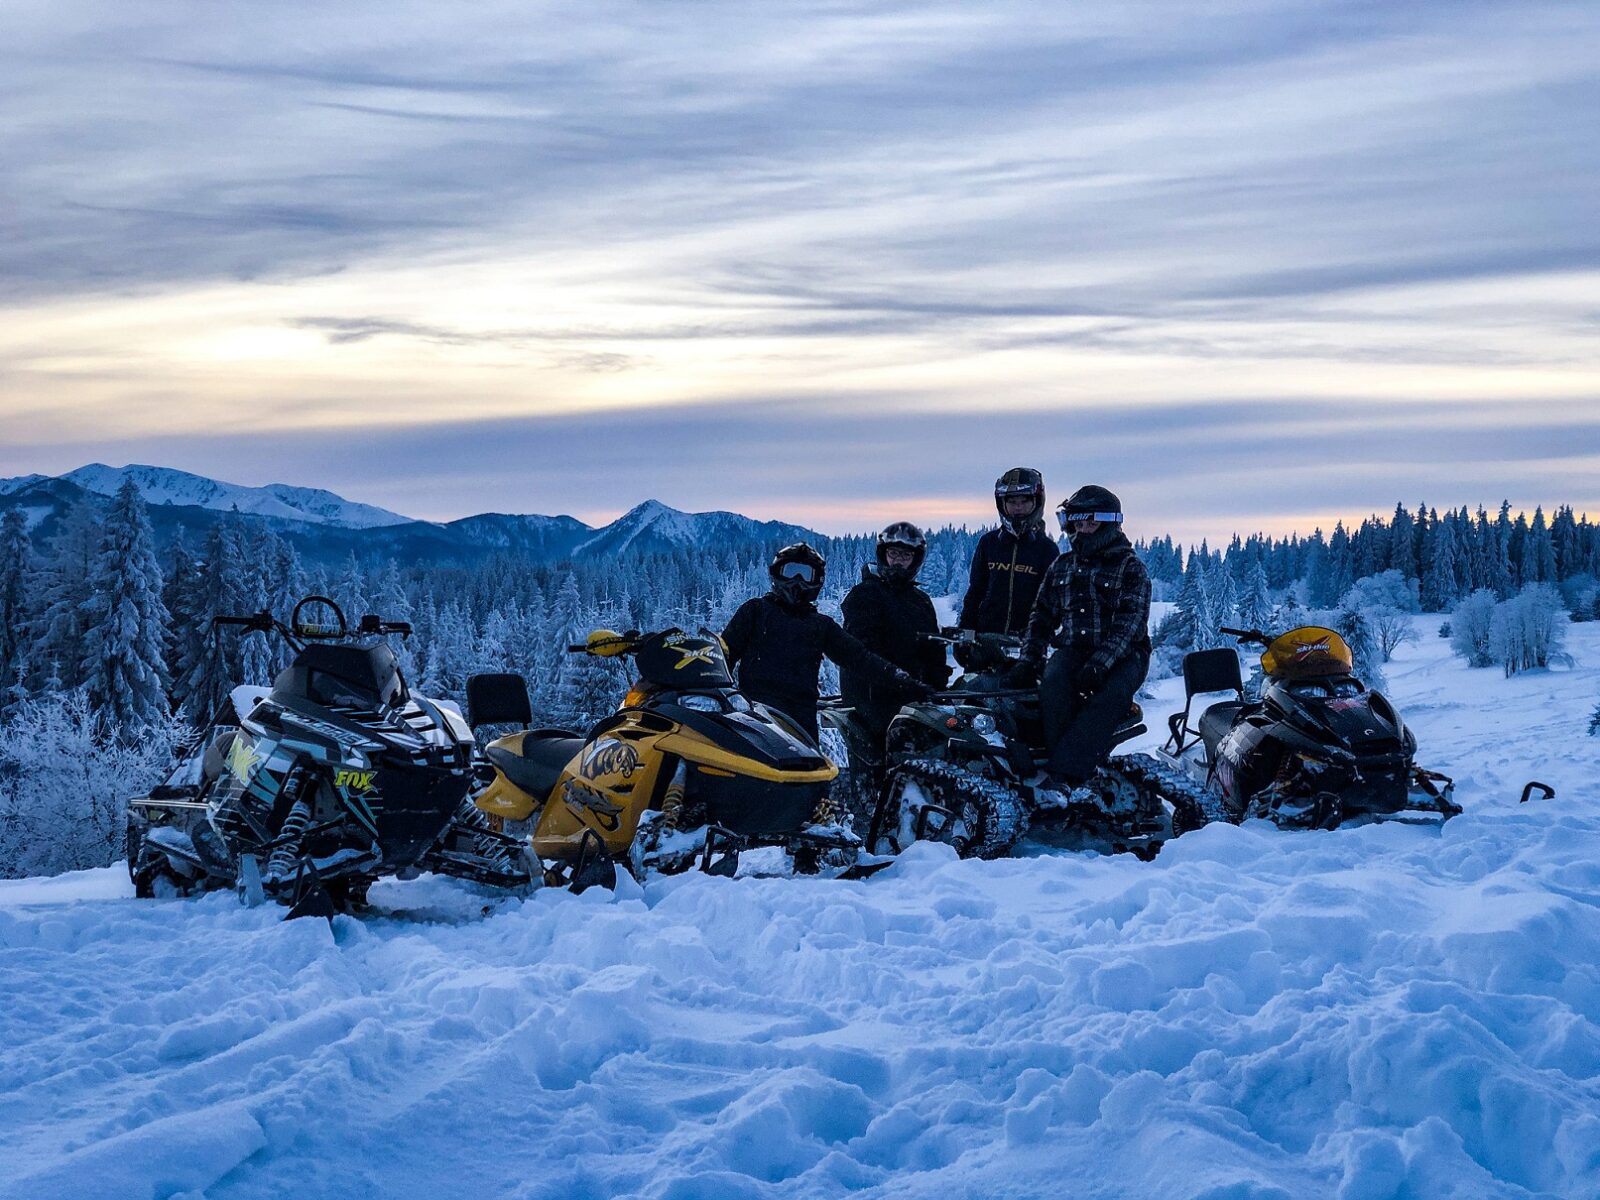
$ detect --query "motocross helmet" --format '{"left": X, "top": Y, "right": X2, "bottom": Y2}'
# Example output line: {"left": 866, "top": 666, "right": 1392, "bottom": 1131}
{"left": 1056, "top": 484, "right": 1123, "bottom": 533}
{"left": 875, "top": 521, "right": 926, "bottom": 582}
{"left": 994, "top": 467, "right": 1045, "bottom": 535}
{"left": 770, "top": 542, "right": 826, "bottom": 606}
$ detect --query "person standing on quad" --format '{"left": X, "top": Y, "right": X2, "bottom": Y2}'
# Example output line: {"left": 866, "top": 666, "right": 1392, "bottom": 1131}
{"left": 723, "top": 543, "right": 931, "bottom": 743}
{"left": 840, "top": 523, "right": 951, "bottom": 744}
{"left": 1007, "top": 485, "right": 1151, "bottom": 793}
{"left": 958, "top": 467, "right": 1060, "bottom": 642}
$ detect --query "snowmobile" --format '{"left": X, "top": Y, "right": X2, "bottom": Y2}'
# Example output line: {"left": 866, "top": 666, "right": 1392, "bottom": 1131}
{"left": 823, "top": 628, "right": 1222, "bottom": 862}
{"left": 1157, "top": 625, "right": 1459, "bottom": 828}
{"left": 127, "top": 597, "right": 531, "bottom": 918}
{"left": 468, "top": 628, "right": 860, "bottom": 889}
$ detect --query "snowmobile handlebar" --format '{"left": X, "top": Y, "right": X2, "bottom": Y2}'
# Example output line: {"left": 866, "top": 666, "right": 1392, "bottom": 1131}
{"left": 213, "top": 611, "right": 273, "bottom": 632}
{"left": 1220, "top": 626, "right": 1271, "bottom": 646}
{"left": 356, "top": 614, "right": 411, "bottom": 638}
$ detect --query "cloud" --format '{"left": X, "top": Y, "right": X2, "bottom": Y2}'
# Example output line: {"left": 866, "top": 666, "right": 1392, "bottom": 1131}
{"left": 2, "top": 0, "right": 1598, "bottom": 540}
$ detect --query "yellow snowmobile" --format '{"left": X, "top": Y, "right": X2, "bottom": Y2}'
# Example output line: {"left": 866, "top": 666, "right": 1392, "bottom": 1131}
{"left": 465, "top": 628, "right": 858, "bottom": 890}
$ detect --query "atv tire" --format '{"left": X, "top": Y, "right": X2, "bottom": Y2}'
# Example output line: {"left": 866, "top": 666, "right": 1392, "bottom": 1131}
{"left": 877, "top": 758, "right": 1029, "bottom": 860}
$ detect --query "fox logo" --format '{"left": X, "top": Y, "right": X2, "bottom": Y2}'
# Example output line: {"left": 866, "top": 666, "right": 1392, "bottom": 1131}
{"left": 334, "top": 768, "right": 377, "bottom": 792}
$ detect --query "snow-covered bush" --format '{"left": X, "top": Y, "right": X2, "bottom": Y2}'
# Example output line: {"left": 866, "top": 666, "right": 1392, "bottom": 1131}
{"left": 0, "top": 690, "right": 187, "bottom": 878}
{"left": 1590, "top": 701, "right": 1600, "bottom": 737}
{"left": 1437, "top": 620, "right": 1451, "bottom": 639}
{"left": 1449, "top": 590, "right": 1499, "bottom": 668}
{"left": 1488, "top": 584, "right": 1573, "bottom": 677}
{"left": 1337, "top": 571, "right": 1419, "bottom": 662}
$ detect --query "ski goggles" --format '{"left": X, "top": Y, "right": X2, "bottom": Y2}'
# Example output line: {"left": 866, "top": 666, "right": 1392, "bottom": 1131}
{"left": 777, "top": 561, "right": 819, "bottom": 583}
{"left": 995, "top": 481, "right": 1040, "bottom": 498}
{"left": 1057, "top": 509, "right": 1124, "bottom": 530}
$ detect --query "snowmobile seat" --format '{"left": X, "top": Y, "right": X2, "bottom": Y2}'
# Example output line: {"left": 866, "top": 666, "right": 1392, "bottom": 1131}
{"left": 1198, "top": 701, "right": 1246, "bottom": 757}
{"left": 486, "top": 730, "right": 585, "bottom": 800}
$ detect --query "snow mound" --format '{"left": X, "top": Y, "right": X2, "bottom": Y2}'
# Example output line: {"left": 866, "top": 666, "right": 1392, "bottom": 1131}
{"left": 1, "top": 618, "right": 1598, "bottom": 1198}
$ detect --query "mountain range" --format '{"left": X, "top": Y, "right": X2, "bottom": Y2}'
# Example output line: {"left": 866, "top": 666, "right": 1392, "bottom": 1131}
{"left": 0, "top": 464, "right": 821, "bottom": 565}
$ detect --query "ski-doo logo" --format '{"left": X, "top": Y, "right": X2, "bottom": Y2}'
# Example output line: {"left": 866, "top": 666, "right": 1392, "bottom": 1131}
{"left": 1294, "top": 640, "right": 1332, "bottom": 657}
{"left": 562, "top": 779, "right": 624, "bottom": 832}
{"left": 581, "top": 740, "right": 639, "bottom": 780}
{"left": 334, "top": 768, "right": 377, "bottom": 792}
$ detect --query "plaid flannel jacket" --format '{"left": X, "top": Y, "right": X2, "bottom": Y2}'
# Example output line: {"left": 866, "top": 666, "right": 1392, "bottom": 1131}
{"left": 1021, "top": 534, "right": 1152, "bottom": 674}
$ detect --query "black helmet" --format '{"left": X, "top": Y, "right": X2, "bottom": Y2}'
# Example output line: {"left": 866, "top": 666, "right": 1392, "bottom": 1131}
{"left": 770, "top": 542, "right": 826, "bottom": 605}
{"left": 875, "top": 521, "right": 926, "bottom": 582}
{"left": 1057, "top": 484, "right": 1124, "bottom": 532}
{"left": 994, "top": 467, "right": 1045, "bottom": 535}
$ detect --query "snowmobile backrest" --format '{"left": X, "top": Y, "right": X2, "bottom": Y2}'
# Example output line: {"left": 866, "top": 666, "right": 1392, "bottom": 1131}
{"left": 1183, "top": 649, "right": 1243, "bottom": 699}
{"left": 1167, "top": 649, "right": 1244, "bottom": 755}
{"left": 467, "top": 673, "right": 533, "bottom": 729}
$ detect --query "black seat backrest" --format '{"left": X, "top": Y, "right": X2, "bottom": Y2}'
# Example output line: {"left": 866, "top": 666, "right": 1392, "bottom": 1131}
{"left": 467, "top": 673, "right": 533, "bottom": 729}
{"left": 1183, "top": 648, "right": 1243, "bottom": 699}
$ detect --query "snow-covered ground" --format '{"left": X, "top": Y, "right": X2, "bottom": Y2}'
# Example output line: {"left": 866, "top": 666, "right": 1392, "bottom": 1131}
{"left": 3, "top": 617, "right": 1598, "bottom": 1200}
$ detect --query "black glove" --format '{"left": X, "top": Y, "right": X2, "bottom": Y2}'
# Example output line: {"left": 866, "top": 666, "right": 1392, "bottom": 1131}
{"left": 894, "top": 669, "right": 937, "bottom": 700}
{"left": 1078, "top": 659, "right": 1109, "bottom": 694}
{"left": 952, "top": 642, "right": 977, "bottom": 671}
{"left": 1004, "top": 660, "right": 1039, "bottom": 690}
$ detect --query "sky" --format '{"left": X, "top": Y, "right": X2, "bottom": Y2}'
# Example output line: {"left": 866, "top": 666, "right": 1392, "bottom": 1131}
{"left": 2, "top": 0, "right": 1598, "bottom": 542}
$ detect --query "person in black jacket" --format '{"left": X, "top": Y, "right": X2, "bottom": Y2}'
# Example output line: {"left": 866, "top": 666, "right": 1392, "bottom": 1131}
{"left": 723, "top": 543, "right": 930, "bottom": 743}
{"left": 841, "top": 523, "right": 950, "bottom": 742}
{"left": 1007, "top": 484, "right": 1152, "bottom": 790}
{"left": 957, "top": 467, "right": 1060, "bottom": 647}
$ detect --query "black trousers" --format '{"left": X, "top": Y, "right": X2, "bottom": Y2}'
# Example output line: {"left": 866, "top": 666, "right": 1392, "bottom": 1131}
{"left": 1039, "top": 647, "right": 1149, "bottom": 785}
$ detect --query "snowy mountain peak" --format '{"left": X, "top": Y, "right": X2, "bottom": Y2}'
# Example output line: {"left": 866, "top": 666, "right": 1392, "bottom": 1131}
{"left": 574, "top": 499, "right": 815, "bottom": 558}
{"left": 48, "top": 464, "right": 413, "bottom": 529}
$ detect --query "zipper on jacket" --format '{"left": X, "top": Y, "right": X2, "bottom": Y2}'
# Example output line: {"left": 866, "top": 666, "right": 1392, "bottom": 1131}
{"left": 1005, "top": 539, "right": 1020, "bottom": 633}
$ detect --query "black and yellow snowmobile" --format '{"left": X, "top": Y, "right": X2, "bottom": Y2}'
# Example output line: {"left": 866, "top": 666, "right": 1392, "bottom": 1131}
{"left": 466, "top": 628, "right": 859, "bottom": 889}
{"left": 1159, "top": 625, "right": 1459, "bottom": 828}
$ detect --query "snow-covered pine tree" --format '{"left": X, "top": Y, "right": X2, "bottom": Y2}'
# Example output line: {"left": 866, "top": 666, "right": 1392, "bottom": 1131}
{"left": 175, "top": 516, "right": 252, "bottom": 721}
{"left": 29, "top": 499, "right": 102, "bottom": 693}
{"left": 1421, "top": 519, "right": 1462, "bottom": 612}
{"left": 1239, "top": 560, "right": 1273, "bottom": 632}
{"left": 78, "top": 480, "right": 170, "bottom": 735}
{"left": 0, "top": 509, "right": 33, "bottom": 690}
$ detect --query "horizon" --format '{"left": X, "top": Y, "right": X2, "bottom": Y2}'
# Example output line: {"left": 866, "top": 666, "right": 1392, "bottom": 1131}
{"left": 8, "top": 459, "right": 1595, "bottom": 550}
{"left": 4, "top": 4, "right": 1598, "bottom": 545}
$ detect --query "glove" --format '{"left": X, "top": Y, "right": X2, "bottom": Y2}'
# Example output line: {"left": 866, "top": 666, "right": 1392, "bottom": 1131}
{"left": 895, "top": 670, "right": 937, "bottom": 700}
{"left": 952, "top": 642, "right": 977, "bottom": 671}
{"left": 1004, "top": 660, "right": 1039, "bottom": 690}
{"left": 1078, "top": 659, "right": 1110, "bottom": 694}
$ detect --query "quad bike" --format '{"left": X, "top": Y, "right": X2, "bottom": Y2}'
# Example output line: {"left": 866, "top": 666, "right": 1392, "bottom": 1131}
{"left": 1156, "top": 625, "right": 1460, "bottom": 828}
{"left": 822, "top": 628, "right": 1223, "bottom": 863}
{"left": 468, "top": 628, "right": 862, "bottom": 890}
{"left": 127, "top": 597, "right": 532, "bottom": 919}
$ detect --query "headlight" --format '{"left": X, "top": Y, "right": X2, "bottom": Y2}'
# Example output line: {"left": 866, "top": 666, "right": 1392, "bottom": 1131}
{"left": 678, "top": 694, "right": 723, "bottom": 713}
{"left": 971, "top": 713, "right": 996, "bottom": 735}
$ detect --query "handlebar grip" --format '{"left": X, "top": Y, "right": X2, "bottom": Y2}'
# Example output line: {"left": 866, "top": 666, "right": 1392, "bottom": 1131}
{"left": 386, "top": 621, "right": 412, "bottom": 636}
{"left": 213, "top": 614, "right": 266, "bottom": 629}
{"left": 566, "top": 644, "right": 587, "bottom": 653}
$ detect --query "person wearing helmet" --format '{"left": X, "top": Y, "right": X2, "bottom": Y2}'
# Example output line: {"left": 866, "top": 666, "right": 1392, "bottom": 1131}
{"left": 957, "top": 467, "right": 1060, "bottom": 644}
{"left": 722, "top": 542, "right": 932, "bottom": 742}
{"left": 1007, "top": 485, "right": 1151, "bottom": 791}
{"left": 841, "top": 522, "right": 950, "bottom": 742}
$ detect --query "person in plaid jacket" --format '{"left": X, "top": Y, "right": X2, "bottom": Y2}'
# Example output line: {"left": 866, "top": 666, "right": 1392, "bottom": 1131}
{"left": 1008, "top": 484, "right": 1152, "bottom": 788}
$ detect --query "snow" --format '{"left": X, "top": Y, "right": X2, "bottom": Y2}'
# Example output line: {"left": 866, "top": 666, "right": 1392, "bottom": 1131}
{"left": 2, "top": 616, "right": 1598, "bottom": 1199}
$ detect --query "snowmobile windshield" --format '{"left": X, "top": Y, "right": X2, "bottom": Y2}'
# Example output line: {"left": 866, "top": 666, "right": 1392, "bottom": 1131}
{"left": 274, "top": 641, "right": 408, "bottom": 710}
{"left": 1260, "top": 627, "right": 1354, "bottom": 680}
{"left": 632, "top": 630, "right": 735, "bottom": 690}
